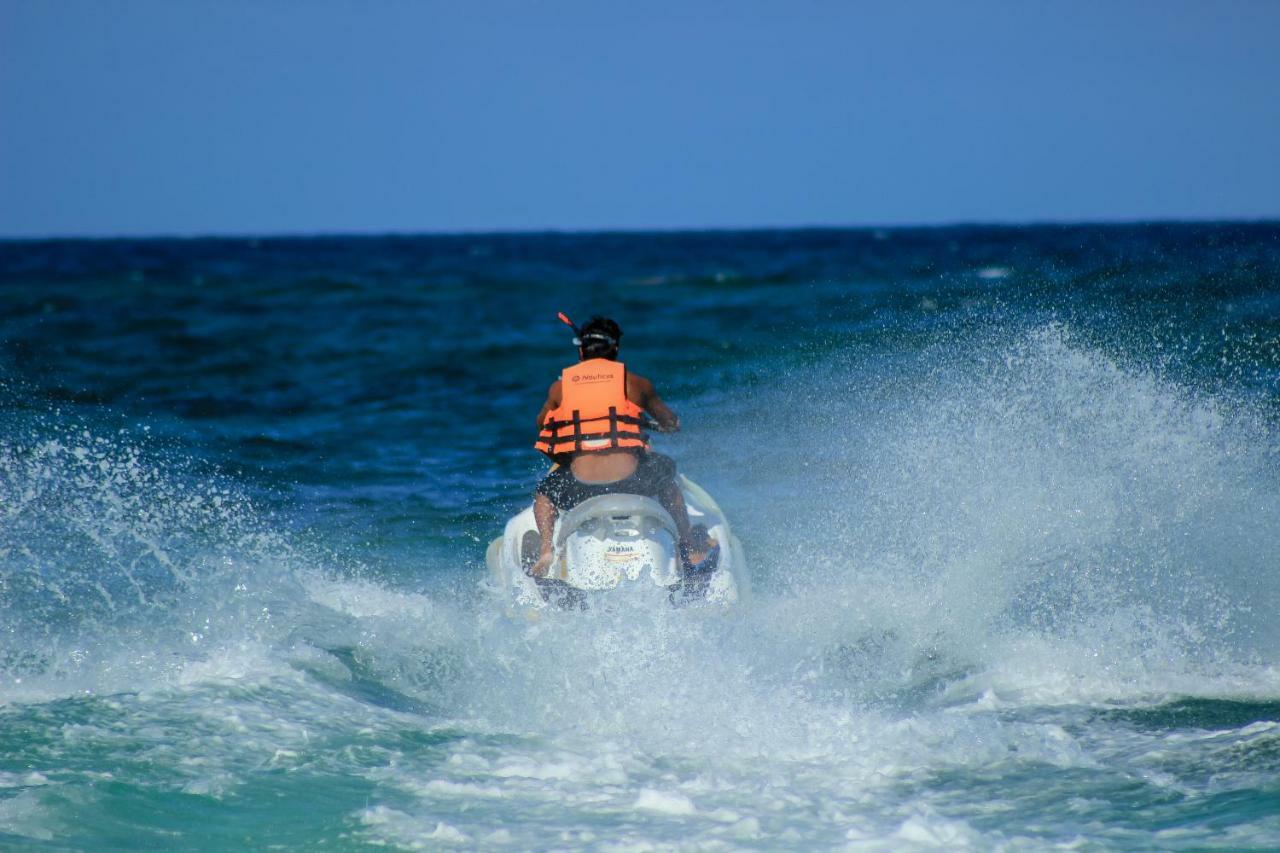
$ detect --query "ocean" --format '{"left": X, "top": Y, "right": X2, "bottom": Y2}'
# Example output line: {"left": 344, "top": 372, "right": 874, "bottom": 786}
{"left": 2, "top": 224, "right": 1279, "bottom": 849}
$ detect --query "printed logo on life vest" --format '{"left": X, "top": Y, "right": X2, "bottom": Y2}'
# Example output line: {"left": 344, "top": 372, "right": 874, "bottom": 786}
{"left": 571, "top": 373, "right": 613, "bottom": 383}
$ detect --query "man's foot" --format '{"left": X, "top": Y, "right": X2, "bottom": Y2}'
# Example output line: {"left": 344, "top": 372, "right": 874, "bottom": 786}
{"left": 527, "top": 550, "right": 554, "bottom": 578}
{"left": 680, "top": 541, "right": 720, "bottom": 575}
{"left": 680, "top": 524, "right": 719, "bottom": 574}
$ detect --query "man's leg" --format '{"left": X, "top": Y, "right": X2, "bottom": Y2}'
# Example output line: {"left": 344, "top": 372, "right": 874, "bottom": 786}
{"left": 529, "top": 490, "right": 559, "bottom": 578}
{"left": 655, "top": 469, "right": 708, "bottom": 569}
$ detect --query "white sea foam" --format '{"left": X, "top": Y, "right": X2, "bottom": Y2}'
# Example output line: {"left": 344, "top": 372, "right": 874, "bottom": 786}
{"left": 0, "top": 789, "right": 57, "bottom": 841}
{"left": 5, "top": 322, "right": 1280, "bottom": 847}
{"left": 633, "top": 788, "right": 697, "bottom": 815}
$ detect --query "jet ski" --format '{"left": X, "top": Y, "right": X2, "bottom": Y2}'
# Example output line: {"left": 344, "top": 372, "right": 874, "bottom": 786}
{"left": 486, "top": 474, "right": 748, "bottom": 613}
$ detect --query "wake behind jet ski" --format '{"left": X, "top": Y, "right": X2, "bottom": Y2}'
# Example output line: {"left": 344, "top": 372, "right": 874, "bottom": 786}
{"left": 487, "top": 313, "right": 747, "bottom": 611}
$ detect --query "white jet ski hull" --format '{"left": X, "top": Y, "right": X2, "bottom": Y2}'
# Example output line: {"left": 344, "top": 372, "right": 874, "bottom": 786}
{"left": 487, "top": 475, "right": 748, "bottom": 612}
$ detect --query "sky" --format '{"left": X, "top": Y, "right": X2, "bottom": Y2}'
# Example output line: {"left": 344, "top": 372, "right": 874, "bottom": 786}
{"left": 1, "top": 1, "right": 1278, "bottom": 237}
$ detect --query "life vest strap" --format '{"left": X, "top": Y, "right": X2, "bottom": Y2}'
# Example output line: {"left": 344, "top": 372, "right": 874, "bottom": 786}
{"left": 551, "top": 428, "right": 651, "bottom": 445}
{"left": 541, "top": 413, "right": 646, "bottom": 431}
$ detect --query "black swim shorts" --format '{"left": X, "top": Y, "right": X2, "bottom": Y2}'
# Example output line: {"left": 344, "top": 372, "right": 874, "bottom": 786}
{"left": 535, "top": 452, "right": 677, "bottom": 511}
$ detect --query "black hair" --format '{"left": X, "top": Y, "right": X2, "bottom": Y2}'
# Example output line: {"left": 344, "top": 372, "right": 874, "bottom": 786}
{"left": 579, "top": 316, "right": 622, "bottom": 358}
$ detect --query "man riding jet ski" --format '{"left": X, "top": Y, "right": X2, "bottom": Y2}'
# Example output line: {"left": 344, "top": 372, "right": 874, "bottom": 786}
{"left": 530, "top": 314, "right": 714, "bottom": 579}
{"left": 485, "top": 313, "right": 743, "bottom": 611}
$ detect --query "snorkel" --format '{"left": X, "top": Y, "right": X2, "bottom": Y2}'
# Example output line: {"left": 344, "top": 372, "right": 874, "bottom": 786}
{"left": 557, "top": 312, "right": 583, "bottom": 346}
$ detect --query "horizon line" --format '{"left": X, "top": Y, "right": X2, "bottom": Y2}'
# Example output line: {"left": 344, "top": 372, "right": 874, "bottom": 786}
{"left": 3, "top": 215, "right": 1279, "bottom": 243}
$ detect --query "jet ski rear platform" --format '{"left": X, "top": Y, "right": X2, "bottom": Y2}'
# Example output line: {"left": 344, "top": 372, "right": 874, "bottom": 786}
{"left": 486, "top": 475, "right": 748, "bottom": 614}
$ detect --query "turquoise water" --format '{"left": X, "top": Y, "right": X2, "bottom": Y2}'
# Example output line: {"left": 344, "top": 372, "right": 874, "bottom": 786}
{"left": 2, "top": 225, "right": 1279, "bottom": 849}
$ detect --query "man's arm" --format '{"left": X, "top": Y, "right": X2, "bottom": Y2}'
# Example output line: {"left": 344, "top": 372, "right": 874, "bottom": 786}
{"left": 629, "top": 374, "right": 680, "bottom": 433}
{"left": 535, "top": 380, "right": 562, "bottom": 433}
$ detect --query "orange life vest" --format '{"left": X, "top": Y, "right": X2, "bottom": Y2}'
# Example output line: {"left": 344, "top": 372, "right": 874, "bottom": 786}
{"left": 535, "top": 359, "right": 650, "bottom": 458}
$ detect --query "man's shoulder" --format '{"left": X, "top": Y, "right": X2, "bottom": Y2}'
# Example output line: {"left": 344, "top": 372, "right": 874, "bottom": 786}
{"left": 625, "top": 369, "right": 654, "bottom": 389}
{"left": 625, "top": 370, "right": 654, "bottom": 401}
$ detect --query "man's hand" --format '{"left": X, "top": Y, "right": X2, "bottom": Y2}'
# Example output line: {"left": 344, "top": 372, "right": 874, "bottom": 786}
{"left": 527, "top": 549, "right": 554, "bottom": 578}
{"left": 650, "top": 417, "right": 680, "bottom": 434}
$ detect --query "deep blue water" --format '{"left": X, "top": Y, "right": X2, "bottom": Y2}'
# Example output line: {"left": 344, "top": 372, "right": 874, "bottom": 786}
{"left": 1, "top": 224, "right": 1279, "bottom": 849}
